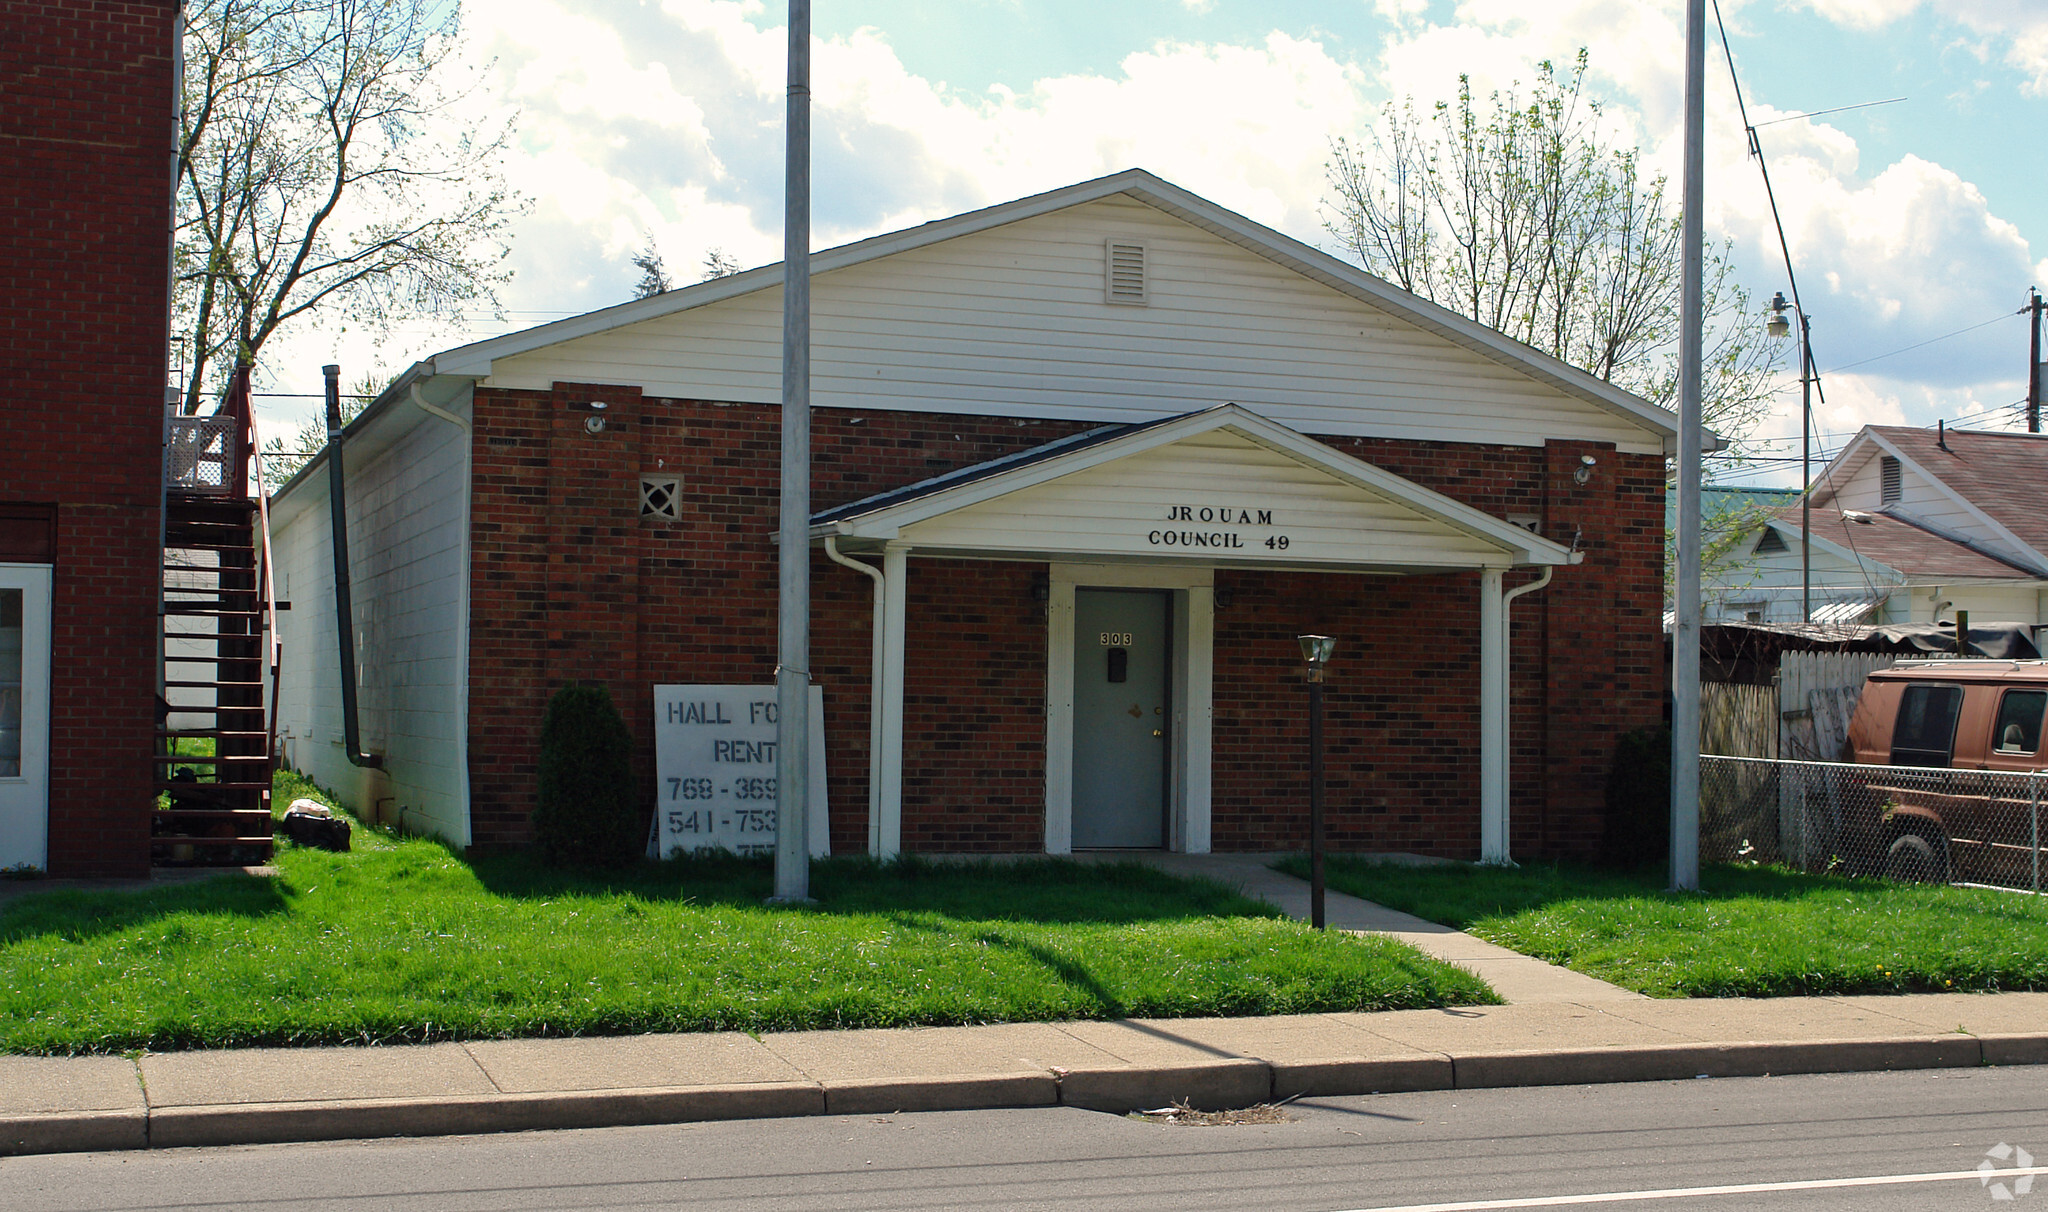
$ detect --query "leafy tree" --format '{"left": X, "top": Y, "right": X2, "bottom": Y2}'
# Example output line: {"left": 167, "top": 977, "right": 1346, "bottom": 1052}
{"left": 175, "top": 0, "right": 522, "bottom": 415}
{"left": 630, "top": 238, "right": 672, "bottom": 298}
{"left": 1323, "top": 51, "right": 1776, "bottom": 452}
{"left": 699, "top": 247, "right": 741, "bottom": 281}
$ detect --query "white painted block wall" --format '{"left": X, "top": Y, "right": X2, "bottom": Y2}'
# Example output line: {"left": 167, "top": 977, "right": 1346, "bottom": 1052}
{"left": 269, "top": 399, "right": 470, "bottom": 845}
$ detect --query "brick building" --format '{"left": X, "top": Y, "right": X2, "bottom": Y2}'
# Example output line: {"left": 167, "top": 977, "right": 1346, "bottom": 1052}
{"left": 267, "top": 172, "right": 1682, "bottom": 863}
{"left": 0, "top": 0, "right": 179, "bottom": 876}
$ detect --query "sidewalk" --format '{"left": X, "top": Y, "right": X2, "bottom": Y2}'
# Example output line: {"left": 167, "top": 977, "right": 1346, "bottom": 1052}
{"left": 5, "top": 859, "right": 2047, "bottom": 1157}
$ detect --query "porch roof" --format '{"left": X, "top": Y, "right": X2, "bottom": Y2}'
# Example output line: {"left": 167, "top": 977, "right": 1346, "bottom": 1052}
{"left": 811, "top": 404, "right": 1580, "bottom": 575}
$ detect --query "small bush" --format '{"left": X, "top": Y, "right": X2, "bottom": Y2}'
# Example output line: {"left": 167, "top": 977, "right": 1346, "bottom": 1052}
{"left": 1601, "top": 724, "right": 1670, "bottom": 867}
{"left": 533, "top": 684, "right": 641, "bottom": 869}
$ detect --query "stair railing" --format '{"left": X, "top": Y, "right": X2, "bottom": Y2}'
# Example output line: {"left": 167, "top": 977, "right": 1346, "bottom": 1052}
{"left": 243, "top": 406, "right": 285, "bottom": 771}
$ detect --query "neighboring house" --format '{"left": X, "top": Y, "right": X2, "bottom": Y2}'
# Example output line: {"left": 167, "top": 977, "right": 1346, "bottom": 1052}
{"left": 267, "top": 170, "right": 1693, "bottom": 865}
{"left": 0, "top": 1, "right": 179, "bottom": 877}
{"left": 1708, "top": 426, "right": 2048, "bottom": 635}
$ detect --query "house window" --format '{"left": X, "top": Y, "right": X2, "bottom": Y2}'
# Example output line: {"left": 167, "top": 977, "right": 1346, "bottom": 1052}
{"left": 1880, "top": 456, "right": 1901, "bottom": 504}
{"left": 639, "top": 476, "right": 679, "bottom": 520}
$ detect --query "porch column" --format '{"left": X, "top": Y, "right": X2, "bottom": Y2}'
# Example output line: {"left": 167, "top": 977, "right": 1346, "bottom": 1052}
{"left": 877, "top": 545, "right": 909, "bottom": 857}
{"left": 1479, "top": 567, "right": 1509, "bottom": 864}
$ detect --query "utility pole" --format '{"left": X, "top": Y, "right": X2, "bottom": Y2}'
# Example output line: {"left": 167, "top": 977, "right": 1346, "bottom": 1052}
{"left": 2027, "top": 287, "right": 2042, "bottom": 435}
{"left": 772, "top": 0, "right": 812, "bottom": 903}
{"left": 1799, "top": 311, "right": 1812, "bottom": 623}
{"left": 1670, "top": 0, "right": 1706, "bottom": 894}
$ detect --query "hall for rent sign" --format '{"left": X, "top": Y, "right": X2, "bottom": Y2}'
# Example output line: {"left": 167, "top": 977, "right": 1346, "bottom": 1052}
{"left": 651, "top": 685, "right": 829, "bottom": 858}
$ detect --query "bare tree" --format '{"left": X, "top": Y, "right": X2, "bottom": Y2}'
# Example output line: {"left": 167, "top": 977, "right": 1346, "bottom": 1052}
{"left": 630, "top": 237, "right": 671, "bottom": 298}
{"left": 175, "top": 0, "right": 522, "bottom": 415}
{"left": 1324, "top": 51, "right": 1775, "bottom": 451}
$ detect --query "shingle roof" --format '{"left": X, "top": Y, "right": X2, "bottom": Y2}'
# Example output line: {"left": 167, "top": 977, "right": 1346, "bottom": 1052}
{"left": 1867, "top": 425, "right": 2048, "bottom": 559}
{"left": 1772, "top": 503, "right": 2037, "bottom": 579}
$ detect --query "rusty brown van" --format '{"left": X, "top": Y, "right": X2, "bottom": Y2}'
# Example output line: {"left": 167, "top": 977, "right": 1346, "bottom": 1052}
{"left": 1843, "top": 660, "right": 2048, "bottom": 884}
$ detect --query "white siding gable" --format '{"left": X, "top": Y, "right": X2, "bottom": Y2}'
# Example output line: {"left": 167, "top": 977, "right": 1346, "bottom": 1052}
{"left": 485, "top": 196, "right": 1665, "bottom": 454}
{"left": 897, "top": 428, "right": 1513, "bottom": 570}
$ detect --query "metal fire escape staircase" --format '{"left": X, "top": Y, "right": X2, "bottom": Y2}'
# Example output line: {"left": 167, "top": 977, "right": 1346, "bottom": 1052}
{"left": 156, "top": 372, "right": 284, "bottom": 866}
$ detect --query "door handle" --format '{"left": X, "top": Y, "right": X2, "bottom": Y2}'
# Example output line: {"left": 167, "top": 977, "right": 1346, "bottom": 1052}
{"left": 1152, "top": 729, "right": 1163, "bottom": 737}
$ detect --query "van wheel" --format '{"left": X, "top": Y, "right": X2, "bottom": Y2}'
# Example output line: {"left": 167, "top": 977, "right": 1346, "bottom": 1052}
{"left": 1884, "top": 830, "right": 1949, "bottom": 885}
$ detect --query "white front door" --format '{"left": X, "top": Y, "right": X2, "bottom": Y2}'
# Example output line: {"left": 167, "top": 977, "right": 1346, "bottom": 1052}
{"left": 0, "top": 564, "right": 53, "bottom": 872}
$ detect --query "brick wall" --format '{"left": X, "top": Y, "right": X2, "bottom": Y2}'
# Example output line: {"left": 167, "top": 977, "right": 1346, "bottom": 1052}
{"left": 466, "top": 388, "right": 1666, "bottom": 860}
{"left": 465, "top": 388, "right": 1085, "bottom": 851}
{"left": 1209, "top": 440, "right": 1667, "bottom": 859}
{"left": 0, "top": 1, "right": 177, "bottom": 877}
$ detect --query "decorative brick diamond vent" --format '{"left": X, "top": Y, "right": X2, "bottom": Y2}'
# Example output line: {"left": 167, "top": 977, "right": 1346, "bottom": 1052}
{"left": 639, "top": 476, "right": 679, "bottom": 519}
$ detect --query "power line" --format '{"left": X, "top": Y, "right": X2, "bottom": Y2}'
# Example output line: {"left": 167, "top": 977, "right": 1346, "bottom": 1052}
{"left": 1820, "top": 311, "right": 2017, "bottom": 375}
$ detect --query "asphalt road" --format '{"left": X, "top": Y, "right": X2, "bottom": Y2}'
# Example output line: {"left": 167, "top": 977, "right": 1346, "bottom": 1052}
{"left": 6, "top": 1067, "right": 2046, "bottom": 1211}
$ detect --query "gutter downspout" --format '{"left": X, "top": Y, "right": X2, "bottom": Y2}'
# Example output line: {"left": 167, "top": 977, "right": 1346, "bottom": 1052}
{"left": 324, "top": 364, "right": 382, "bottom": 769}
{"left": 1483, "top": 563, "right": 1563, "bottom": 866}
{"left": 824, "top": 536, "right": 885, "bottom": 855}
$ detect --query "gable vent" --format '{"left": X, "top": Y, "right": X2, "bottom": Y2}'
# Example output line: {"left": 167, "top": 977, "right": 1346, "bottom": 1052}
{"left": 1755, "top": 528, "right": 1786, "bottom": 554}
{"left": 1880, "top": 455, "right": 1901, "bottom": 504}
{"left": 1105, "top": 240, "right": 1147, "bottom": 305}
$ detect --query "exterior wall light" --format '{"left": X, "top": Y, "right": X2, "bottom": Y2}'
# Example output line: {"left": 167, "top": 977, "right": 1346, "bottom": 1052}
{"left": 1297, "top": 633, "right": 1336, "bottom": 929}
{"left": 1573, "top": 454, "right": 1597, "bottom": 485}
{"left": 585, "top": 401, "right": 609, "bottom": 435}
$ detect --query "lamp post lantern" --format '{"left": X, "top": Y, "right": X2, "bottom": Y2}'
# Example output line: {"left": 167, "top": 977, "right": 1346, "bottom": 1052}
{"left": 1298, "top": 634, "right": 1336, "bottom": 930}
{"left": 1769, "top": 290, "right": 1814, "bottom": 623}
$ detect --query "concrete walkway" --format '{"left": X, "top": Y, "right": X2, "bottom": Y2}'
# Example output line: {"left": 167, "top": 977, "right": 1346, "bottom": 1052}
{"left": 1099, "top": 852, "right": 1642, "bottom": 1003}
{"left": 8, "top": 993, "right": 2046, "bottom": 1157}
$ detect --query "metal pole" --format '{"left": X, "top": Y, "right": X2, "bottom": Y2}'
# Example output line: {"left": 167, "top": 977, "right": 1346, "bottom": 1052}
{"left": 1799, "top": 315, "right": 1811, "bottom": 624}
{"left": 1670, "top": 0, "right": 1706, "bottom": 892}
{"left": 771, "top": 0, "right": 812, "bottom": 902}
{"left": 2028, "top": 288, "right": 2041, "bottom": 435}
{"left": 2031, "top": 771, "right": 2040, "bottom": 895}
{"left": 1308, "top": 670, "right": 1326, "bottom": 930}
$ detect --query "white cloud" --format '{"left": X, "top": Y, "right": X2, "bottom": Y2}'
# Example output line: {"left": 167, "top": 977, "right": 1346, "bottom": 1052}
{"left": 267, "top": 0, "right": 2034, "bottom": 443}
{"left": 1794, "top": 0, "right": 2048, "bottom": 94}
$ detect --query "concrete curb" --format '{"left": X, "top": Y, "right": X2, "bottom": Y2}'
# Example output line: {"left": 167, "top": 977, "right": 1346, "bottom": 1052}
{"left": 6, "top": 1033, "right": 2041, "bottom": 1157}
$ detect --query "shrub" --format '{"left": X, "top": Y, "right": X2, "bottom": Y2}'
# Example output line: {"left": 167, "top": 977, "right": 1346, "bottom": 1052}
{"left": 1601, "top": 724, "right": 1670, "bottom": 868}
{"left": 533, "top": 684, "right": 641, "bottom": 869}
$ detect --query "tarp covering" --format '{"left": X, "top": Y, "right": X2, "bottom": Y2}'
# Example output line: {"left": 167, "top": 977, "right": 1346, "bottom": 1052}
{"left": 1866, "top": 622, "right": 2040, "bottom": 659}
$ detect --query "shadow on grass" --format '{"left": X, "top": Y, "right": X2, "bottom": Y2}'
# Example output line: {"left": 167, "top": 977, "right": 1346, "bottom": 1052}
{"left": 0, "top": 872, "right": 290, "bottom": 946}
{"left": 467, "top": 850, "right": 1278, "bottom": 927}
{"left": 1276, "top": 854, "right": 1915, "bottom": 930}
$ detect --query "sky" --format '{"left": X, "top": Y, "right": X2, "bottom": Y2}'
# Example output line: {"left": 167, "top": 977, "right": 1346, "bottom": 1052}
{"left": 258, "top": 0, "right": 2048, "bottom": 488}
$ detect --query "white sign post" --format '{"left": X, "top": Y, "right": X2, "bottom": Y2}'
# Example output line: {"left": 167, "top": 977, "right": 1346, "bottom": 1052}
{"left": 652, "top": 685, "right": 828, "bottom": 859}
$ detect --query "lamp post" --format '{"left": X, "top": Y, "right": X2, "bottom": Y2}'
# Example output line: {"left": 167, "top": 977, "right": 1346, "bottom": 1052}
{"left": 1298, "top": 634, "right": 1336, "bottom": 930}
{"left": 1768, "top": 291, "right": 1812, "bottom": 624}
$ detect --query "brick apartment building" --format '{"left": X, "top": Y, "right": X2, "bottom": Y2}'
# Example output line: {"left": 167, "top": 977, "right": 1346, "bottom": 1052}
{"left": 267, "top": 171, "right": 1681, "bottom": 864}
{"left": 0, "top": 0, "right": 179, "bottom": 877}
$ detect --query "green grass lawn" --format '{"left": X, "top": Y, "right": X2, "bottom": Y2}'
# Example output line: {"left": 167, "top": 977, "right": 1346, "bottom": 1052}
{"left": 1279, "top": 855, "right": 2048, "bottom": 999}
{"left": 0, "top": 782, "right": 1496, "bottom": 1055}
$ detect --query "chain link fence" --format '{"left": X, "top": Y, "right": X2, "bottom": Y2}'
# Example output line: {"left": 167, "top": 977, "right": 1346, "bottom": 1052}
{"left": 1701, "top": 755, "right": 2046, "bottom": 892}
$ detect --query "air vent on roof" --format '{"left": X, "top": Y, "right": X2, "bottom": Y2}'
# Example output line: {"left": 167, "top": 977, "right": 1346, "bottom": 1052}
{"left": 1755, "top": 528, "right": 1787, "bottom": 554}
{"left": 1880, "top": 455, "right": 1901, "bottom": 504}
{"left": 1105, "top": 241, "right": 1147, "bottom": 305}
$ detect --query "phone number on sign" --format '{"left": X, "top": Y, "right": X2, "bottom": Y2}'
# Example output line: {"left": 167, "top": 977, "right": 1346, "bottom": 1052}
{"left": 665, "top": 808, "right": 776, "bottom": 835}
{"left": 667, "top": 776, "right": 777, "bottom": 800}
